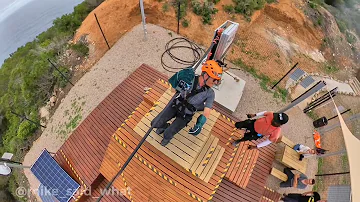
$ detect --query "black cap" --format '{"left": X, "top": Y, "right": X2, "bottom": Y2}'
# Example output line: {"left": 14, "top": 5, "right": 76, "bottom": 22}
{"left": 273, "top": 113, "right": 289, "bottom": 125}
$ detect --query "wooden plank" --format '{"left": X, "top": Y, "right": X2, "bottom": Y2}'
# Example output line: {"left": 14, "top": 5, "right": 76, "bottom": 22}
{"left": 281, "top": 136, "right": 295, "bottom": 148}
{"left": 136, "top": 115, "right": 198, "bottom": 159}
{"left": 238, "top": 150, "right": 259, "bottom": 188}
{"left": 200, "top": 145, "right": 221, "bottom": 180}
{"left": 195, "top": 136, "right": 219, "bottom": 176}
{"left": 281, "top": 146, "right": 308, "bottom": 173}
{"left": 190, "top": 135, "right": 215, "bottom": 171}
{"left": 133, "top": 124, "right": 193, "bottom": 169}
{"left": 204, "top": 146, "right": 225, "bottom": 183}
{"left": 118, "top": 124, "right": 215, "bottom": 198}
{"left": 142, "top": 110, "right": 206, "bottom": 150}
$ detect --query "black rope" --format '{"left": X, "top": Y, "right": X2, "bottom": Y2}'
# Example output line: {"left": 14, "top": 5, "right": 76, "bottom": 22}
{"left": 161, "top": 37, "right": 205, "bottom": 73}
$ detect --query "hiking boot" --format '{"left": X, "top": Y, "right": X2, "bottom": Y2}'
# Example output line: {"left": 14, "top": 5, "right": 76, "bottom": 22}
{"left": 155, "top": 123, "right": 170, "bottom": 135}
{"left": 161, "top": 138, "right": 170, "bottom": 146}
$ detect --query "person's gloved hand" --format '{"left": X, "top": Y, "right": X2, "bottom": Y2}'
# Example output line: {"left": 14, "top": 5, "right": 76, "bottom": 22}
{"left": 246, "top": 113, "right": 256, "bottom": 119}
{"left": 299, "top": 154, "right": 304, "bottom": 161}
{"left": 189, "top": 115, "right": 207, "bottom": 136}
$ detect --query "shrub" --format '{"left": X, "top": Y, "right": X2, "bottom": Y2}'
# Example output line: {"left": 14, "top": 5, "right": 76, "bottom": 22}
{"left": 173, "top": 0, "right": 188, "bottom": 19}
{"left": 336, "top": 19, "right": 347, "bottom": 33}
{"left": 182, "top": 19, "right": 190, "bottom": 27}
{"left": 162, "top": 3, "right": 169, "bottom": 12}
{"left": 233, "top": 0, "right": 266, "bottom": 19}
{"left": 70, "top": 43, "right": 89, "bottom": 56}
{"left": 223, "top": 4, "right": 235, "bottom": 13}
{"left": 345, "top": 31, "right": 357, "bottom": 44}
{"left": 191, "top": 0, "right": 218, "bottom": 24}
{"left": 322, "top": 63, "right": 339, "bottom": 74}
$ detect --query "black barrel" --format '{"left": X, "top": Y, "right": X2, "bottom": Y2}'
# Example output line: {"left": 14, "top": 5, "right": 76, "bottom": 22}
{"left": 313, "top": 117, "right": 328, "bottom": 128}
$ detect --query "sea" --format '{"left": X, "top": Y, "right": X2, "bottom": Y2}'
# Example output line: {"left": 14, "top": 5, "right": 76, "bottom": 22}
{"left": 0, "top": 0, "right": 83, "bottom": 66}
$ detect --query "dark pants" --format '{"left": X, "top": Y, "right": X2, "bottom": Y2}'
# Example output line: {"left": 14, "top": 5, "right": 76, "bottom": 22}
{"left": 234, "top": 119, "right": 260, "bottom": 144}
{"left": 151, "top": 105, "right": 193, "bottom": 141}
{"left": 280, "top": 167, "right": 294, "bottom": 187}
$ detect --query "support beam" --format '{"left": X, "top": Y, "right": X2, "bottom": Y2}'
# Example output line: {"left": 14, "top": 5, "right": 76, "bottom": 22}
{"left": 316, "top": 149, "right": 346, "bottom": 158}
{"left": 278, "top": 81, "right": 326, "bottom": 113}
{"left": 319, "top": 114, "right": 360, "bottom": 135}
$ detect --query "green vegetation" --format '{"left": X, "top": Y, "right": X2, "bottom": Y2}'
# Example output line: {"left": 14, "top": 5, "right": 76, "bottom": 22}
{"left": 313, "top": 158, "right": 324, "bottom": 192}
{"left": 181, "top": 19, "right": 190, "bottom": 27}
{"left": 191, "top": 0, "right": 218, "bottom": 24}
{"left": 308, "top": 0, "right": 325, "bottom": 9}
{"left": 223, "top": 4, "right": 235, "bottom": 14}
{"left": 322, "top": 63, "right": 339, "bottom": 74}
{"left": 232, "top": 0, "right": 274, "bottom": 20}
{"left": 345, "top": 31, "right": 357, "bottom": 45}
{"left": 336, "top": 19, "right": 347, "bottom": 33}
{"left": 70, "top": 42, "right": 89, "bottom": 57}
{"left": 306, "top": 110, "right": 320, "bottom": 120}
{"left": 162, "top": 2, "right": 169, "bottom": 12}
{"left": 173, "top": 0, "right": 188, "bottom": 19}
{"left": 0, "top": 2, "right": 94, "bottom": 201}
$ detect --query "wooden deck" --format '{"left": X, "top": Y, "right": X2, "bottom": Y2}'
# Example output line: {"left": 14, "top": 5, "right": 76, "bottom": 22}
{"left": 52, "top": 64, "right": 280, "bottom": 202}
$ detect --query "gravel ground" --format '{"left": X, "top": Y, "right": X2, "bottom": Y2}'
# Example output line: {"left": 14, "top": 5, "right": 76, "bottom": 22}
{"left": 23, "top": 24, "right": 317, "bottom": 200}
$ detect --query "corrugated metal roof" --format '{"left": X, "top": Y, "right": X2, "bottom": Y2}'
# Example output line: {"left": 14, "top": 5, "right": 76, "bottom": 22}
{"left": 328, "top": 185, "right": 351, "bottom": 202}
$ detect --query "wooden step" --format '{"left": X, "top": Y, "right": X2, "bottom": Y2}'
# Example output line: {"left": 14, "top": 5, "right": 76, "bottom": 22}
{"left": 225, "top": 142, "right": 259, "bottom": 188}
{"left": 280, "top": 136, "right": 295, "bottom": 148}
{"left": 349, "top": 78, "right": 360, "bottom": 96}
{"left": 270, "top": 167, "right": 288, "bottom": 181}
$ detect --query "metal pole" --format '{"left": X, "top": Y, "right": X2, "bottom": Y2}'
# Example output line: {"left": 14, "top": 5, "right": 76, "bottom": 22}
{"left": 291, "top": 81, "right": 321, "bottom": 103}
{"left": 94, "top": 13, "right": 111, "bottom": 50}
{"left": 177, "top": 1, "right": 180, "bottom": 34}
{"left": 139, "top": 0, "right": 147, "bottom": 41}
{"left": 327, "top": 109, "right": 351, "bottom": 121}
{"left": 1, "top": 158, "right": 23, "bottom": 165}
{"left": 316, "top": 149, "right": 347, "bottom": 158}
{"left": 303, "top": 96, "right": 334, "bottom": 113}
{"left": 271, "top": 62, "right": 298, "bottom": 89}
{"left": 96, "top": 93, "right": 178, "bottom": 202}
{"left": 319, "top": 113, "right": 360, "bottom": 135}
{"left": 315, "top": 171, "right": 350, "bottom": 177}
{"left": 278, "top": 81, "right": 326, "bottom": 113}
{"left": 0, "top": 162, "right": 31, "bottom": 169}
{"left": 305, "top": 87, "right": 337, "bottom": 109}
{"left": 11, "top": 111, "right": 46, "bottom": 128}
{"left": 48, "top": 59, "right": 74, "bottom": 86}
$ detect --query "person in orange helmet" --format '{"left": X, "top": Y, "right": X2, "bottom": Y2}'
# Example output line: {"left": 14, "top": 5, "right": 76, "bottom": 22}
{"left": 151, "top": 60, "right": 223, "bottom": 146}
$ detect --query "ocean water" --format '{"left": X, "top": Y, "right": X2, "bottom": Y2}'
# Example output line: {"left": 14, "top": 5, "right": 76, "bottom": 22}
{"left": 0, "top": 0, "right": 83, "bottom": 66}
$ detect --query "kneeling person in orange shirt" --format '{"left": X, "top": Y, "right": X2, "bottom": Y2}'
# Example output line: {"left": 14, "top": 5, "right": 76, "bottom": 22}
{"left": 233, "top": 111, "right": 288, "bottom": 149}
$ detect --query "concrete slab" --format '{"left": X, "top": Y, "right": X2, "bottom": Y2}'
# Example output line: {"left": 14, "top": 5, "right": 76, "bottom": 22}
{"left": 312, "top": 76, "right": 354, "bottom": 94}
{"left": 196, "top": 68, "right": 246, "bottom": 112}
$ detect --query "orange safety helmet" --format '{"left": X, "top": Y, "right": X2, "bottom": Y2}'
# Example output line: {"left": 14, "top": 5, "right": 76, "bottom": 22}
{"left": 201, "top": 60, "right": 223, "bottom": 80}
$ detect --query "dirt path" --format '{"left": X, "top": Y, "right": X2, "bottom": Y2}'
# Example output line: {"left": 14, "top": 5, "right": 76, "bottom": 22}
{"left": 23, "top": 24, "right": 317, "bottom": 199}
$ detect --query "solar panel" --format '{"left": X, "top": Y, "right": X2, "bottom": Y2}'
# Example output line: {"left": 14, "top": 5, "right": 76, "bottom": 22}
{"left": 38, "top": 184, "right": 57, "bottom": 202}
{"left": 31, "top": 149, "right": 79, "bottom": 202}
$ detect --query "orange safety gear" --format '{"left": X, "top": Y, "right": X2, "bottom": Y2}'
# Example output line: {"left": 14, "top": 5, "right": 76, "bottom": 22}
{"left": 201, "top": 60, "right": 223, "bottom": 80}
